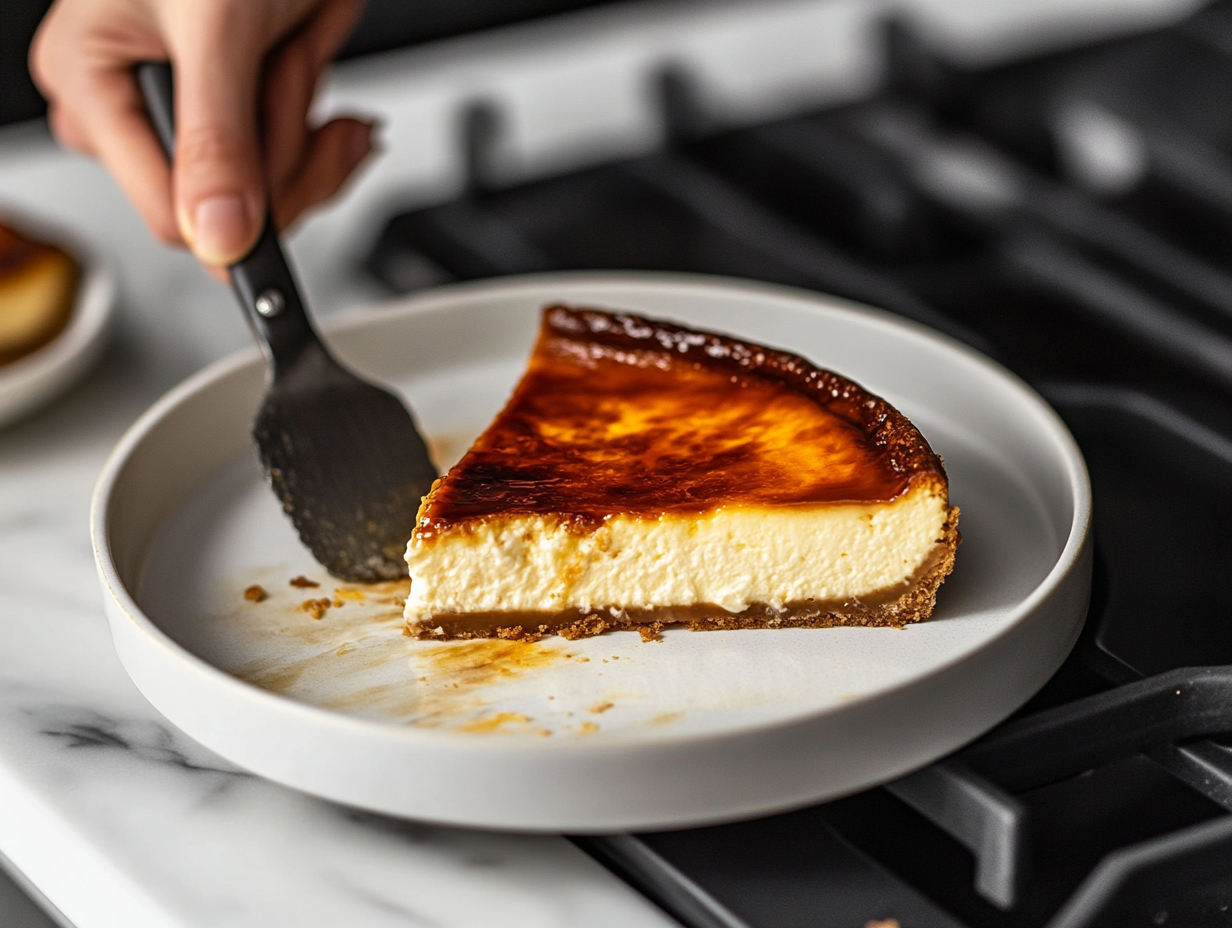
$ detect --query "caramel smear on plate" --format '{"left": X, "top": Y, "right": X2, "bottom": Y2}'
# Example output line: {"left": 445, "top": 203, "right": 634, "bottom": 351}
{"left": 228, "top": 582, "right": 590, "bottom": 732}
{"left": 224, "top": 575, "right": 672, "bottom": 736}
{"left": 418, "top": 639, "right": 565, "bottom": 688}
{"left": 457, "top": 712, "right": 531, "bottom": 734}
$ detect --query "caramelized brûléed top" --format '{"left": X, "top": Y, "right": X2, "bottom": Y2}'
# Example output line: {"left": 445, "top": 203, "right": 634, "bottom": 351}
{"left": 416, "top": 306, "right": 946, "bottom": 538}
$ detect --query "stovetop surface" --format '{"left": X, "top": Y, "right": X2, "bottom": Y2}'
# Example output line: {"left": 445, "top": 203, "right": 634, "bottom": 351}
{"left": 366, "top": 4, "right": 1232, "bottom": 924}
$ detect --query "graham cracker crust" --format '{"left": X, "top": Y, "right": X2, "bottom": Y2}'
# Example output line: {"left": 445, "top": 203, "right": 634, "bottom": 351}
{"left": 408, "top": 506, "right": 960, "bottom": 642}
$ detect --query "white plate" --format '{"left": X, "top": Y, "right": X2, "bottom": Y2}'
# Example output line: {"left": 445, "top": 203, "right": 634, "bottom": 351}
{"left": 92, "top": 273, "right": 1091, "bottom": 832}
{"left": 0, "top": 213, "right": 115, "bottom": 428}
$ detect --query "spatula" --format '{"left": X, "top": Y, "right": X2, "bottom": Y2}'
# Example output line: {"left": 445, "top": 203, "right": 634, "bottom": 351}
{"left": 136, "top": 61, "right": 437, "bottom": 582}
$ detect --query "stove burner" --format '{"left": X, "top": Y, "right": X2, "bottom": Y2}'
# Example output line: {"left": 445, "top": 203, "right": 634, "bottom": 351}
{"left": 365, "top": 7, "right": 1232, "bottom": 924}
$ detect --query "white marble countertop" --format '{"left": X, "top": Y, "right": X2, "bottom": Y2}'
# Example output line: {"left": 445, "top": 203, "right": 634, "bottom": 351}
{"left": 0, "top": 2, "right": 1194, "bottom": 923}
{"left": 1, "top": 7, "right": 844, "bottom": 919}
{"left": 0, "top": 8, "right": 878, "bottom": 921}
{"left": 0, "top": 121, "right": 684, "bottom": 928}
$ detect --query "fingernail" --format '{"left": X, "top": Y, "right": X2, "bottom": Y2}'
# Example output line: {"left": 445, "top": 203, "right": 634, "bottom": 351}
{"left": 192, "top": 195, "right": 251, "bottom": 265}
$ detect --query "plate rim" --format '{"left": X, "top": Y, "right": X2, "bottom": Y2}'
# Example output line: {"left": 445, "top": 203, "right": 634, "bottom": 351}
{"left": 93, "top": 271, "right": 1092, "bottom": 751}
{"left": 90, "top": 272, "right": 1092, "bottom": 828}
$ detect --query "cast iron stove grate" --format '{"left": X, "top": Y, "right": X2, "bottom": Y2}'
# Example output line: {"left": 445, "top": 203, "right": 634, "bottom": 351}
{"left": 366, "top": 4, "right": 1232, "bottom": 924}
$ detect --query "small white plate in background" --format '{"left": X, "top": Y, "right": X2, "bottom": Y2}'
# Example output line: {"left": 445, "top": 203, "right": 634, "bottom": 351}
{"left": 0, "top": 211, "right": 115, "bottom": 428}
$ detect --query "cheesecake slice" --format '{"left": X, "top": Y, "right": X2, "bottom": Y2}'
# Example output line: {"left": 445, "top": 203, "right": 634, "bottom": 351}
{"left": 0, "top": 221, "right": 78, "bottom": 367}
{"left": 405, "top": 306, "right": 959, "bottom": 640}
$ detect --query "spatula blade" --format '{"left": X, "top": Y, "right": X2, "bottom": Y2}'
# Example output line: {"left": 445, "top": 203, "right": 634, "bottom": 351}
{"left": 134, "top": 61, "right": 440, "bottom": 583}
{"left": 255, "top": 344, "right": 438, "bottom": 581}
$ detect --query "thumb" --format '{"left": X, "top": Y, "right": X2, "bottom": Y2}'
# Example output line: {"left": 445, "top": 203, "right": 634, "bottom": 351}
{"left": 170, "top": 17, "right": 266, "bottom": 266}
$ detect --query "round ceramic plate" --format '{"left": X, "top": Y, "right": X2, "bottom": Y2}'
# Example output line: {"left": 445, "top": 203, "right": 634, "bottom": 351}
{"left": 0, "top": 214, "right": 115, "bottom": 428}
{"left": 92, "top": 273, "right": 1091, "bottom": 832}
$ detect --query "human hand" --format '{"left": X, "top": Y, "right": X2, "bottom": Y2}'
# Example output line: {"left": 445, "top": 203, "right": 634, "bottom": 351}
{"left": 31, "top": 0, "right": 373, "bottom": 267}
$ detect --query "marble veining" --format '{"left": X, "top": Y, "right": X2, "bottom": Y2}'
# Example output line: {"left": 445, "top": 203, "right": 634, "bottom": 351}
{"left": 33, "top": 704, "right": 251, "bottom": 781}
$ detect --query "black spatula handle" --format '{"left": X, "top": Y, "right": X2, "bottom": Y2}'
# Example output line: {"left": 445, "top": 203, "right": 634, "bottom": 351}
{"left": 136, "top": 61, "right": 322, "bottom": 372}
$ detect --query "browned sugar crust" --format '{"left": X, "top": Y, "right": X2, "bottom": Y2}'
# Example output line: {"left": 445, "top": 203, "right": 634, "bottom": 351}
{"left": 410, "top": 506, "right": 960, "bottom": 642}
{"left": 544, "top": 306, "right": 946, "bottom": 484}
{"left": 416, "top": 305, "right": 949, "bottom": 539}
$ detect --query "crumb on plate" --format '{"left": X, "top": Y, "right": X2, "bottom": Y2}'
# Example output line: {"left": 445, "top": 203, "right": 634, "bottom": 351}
{"left": 299, "top": 598, "right": 332, "bottom": 619}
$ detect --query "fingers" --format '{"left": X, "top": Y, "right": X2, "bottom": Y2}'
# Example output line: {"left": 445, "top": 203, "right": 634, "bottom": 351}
{"left": 167, "top": 0, "right": 364, "bottom": 264}
{"left": 31, "top": 0, "right": 182, "bottom": 245}
{"left": 262, "top": 0, "right": 376, "bottom": 231}
{"left": 43, "top": 70, "right": 182, "bottom": 246}
{"left": 31, "top": 0, "right": 371, "bottom": 268}
{"left": 296, "top": 0, "right": 365, "bottom": 70}
{"left": 164, "top": 3, "right": 267, "bottom": 265}
{"left": 272, "top": 116, "right": 375, "bottom": 231}
{"left": 85, "top": 69, "right": 184, "bottom": 245}
{"left": 262, "top": 31, "right": 316, "bottom": 199}
{"left": 46, "top": 104, "right": 92, "bottom": 155}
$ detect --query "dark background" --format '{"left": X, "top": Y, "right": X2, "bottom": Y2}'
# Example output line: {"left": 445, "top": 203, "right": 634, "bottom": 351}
{"left": 0, "top": 0, "right": 629, "bottom": 127}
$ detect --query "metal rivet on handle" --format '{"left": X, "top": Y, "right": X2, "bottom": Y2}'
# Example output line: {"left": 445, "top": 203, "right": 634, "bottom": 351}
{"left": 255, "top": 288, "right": 285, "bottom": 318}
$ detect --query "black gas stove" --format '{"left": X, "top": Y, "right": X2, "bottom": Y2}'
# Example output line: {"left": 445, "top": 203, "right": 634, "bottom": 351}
{"left": 366, "top": 5, "right": 1232, "bottom": 926}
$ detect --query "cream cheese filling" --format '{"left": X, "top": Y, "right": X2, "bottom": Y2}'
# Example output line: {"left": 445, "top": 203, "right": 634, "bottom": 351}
{"left": 405, "top": 488, "right": 949, "bottom": 625}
